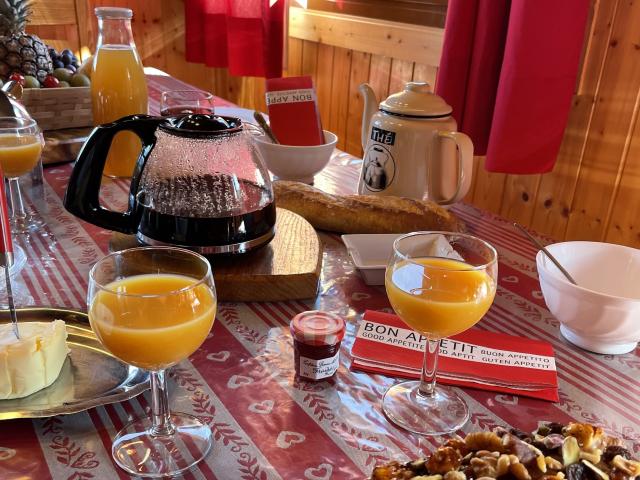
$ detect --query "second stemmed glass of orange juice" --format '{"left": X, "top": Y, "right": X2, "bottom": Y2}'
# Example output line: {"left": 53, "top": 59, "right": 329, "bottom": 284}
{"left": 88, "top": 247, "right": 217, "bottom": 477}
{"left": 0, "top": 117, "right": 44, "bottom": 233}
{"left": 384, "top": 232, "right": 497, "bottom": 435}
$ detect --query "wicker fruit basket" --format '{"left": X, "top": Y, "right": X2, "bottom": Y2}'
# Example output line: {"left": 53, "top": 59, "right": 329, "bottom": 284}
{"left": 20, "top": 87, "right": 93, "bottom": 131}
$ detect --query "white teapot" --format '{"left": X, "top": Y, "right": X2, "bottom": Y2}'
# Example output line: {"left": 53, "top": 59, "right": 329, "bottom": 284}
{"left": 358, "top": 82, "right": 473, "bottom": 204}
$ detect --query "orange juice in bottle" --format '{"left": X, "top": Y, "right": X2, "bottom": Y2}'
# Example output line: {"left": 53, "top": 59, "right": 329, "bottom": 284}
{"left": 91, "top": 7, "right": 148, "bottom": 178}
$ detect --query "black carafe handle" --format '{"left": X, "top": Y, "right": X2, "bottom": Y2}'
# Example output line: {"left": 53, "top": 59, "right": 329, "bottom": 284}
{"left": 64, "top": 114, "right": 163, "bottom": 234}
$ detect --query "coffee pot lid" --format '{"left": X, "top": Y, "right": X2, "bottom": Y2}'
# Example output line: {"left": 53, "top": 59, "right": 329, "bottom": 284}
{"left": 380, "top": 82, "right": 452, "bottom": 118}
{"left": 159, "top": 114, "right": 243, "bottom": 138}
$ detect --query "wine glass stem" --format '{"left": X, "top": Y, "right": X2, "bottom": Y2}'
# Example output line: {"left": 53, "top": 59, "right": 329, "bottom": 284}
{"left": 7, "top": 178, "right": 26, "bottom": 220}
{"left": 150, "top": 370, "right": 175, "bottom": 436}
{"left": 418, "top": 337, "right": 440, "bottom": 397}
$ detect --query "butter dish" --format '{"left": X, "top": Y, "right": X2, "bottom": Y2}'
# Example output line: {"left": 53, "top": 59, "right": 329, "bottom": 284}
{"left": 341, "top": 234, "right": 401, "bottom": 285}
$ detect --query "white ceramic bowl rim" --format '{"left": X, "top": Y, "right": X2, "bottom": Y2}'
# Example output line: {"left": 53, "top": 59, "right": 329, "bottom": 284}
{"left": 537, "top": 241, "right": 640, "bottom": 302}
{"left": 252, "top": 130, "right": 337, "bottom": 149}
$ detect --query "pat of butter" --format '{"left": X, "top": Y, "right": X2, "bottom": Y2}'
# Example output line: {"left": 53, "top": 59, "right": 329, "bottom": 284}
{"left": 0, "top": 320, "right": 70, "bottom": 399}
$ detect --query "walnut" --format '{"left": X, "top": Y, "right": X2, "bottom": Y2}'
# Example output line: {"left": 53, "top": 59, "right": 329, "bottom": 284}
{"left": 541, "top": 475, "right": 566, "bottom": 480}
{"left": 511, "top": 462, "right": 533, "bottom": 480}
{"left": 563, "top": 423, "right": 603, "bottom": 450}
{"left": 497, "top": 454, "right": 512, "bottom": 476}
{"left": 371, "top": 461, "right": 416, "bottom": 480}
{"left": 476, "top": 450, "right": 500, "bottom": 458}
{"left": 470, "top": 455, "right": 498, "bottom": 478}
{"left": 612, "top": 455, "right": 640, "bottom": 477}
{"left": 545, "top": 456, "right": 564, "bottom": 471}
{"left": 427, "top": 447, "right": 462, "bottom": 475}
{"left": 465, "top": 432, "right": 504, "bottom": 453}
{"left": 444, "top": 472, "right": 466, "bottom": 480}
{"left": 445, "top": 438, "right": 470, "bottom": 457}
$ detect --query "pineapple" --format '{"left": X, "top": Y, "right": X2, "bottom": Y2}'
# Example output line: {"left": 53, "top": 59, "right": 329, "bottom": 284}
{"left": 0, "top": 0, "right": 52, "bottom": 82}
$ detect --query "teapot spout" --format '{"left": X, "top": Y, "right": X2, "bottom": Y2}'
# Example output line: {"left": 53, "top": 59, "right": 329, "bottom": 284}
{"left": 359, "top": 83, "right": 378, "bottom": 152}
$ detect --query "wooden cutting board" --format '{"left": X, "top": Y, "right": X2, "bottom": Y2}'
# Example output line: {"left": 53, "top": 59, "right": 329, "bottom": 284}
{"left": 110, "top": 208, "right": 322, "bottom": 302}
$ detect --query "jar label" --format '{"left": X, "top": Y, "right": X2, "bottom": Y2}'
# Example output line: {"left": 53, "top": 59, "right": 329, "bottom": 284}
{"left": 299, "top": 351, "right": 340, "bottom": 380}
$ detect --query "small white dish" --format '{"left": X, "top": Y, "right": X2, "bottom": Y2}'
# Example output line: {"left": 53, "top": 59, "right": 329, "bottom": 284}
{"left": 253, "top": 130, "right": 337, "bottom": 184}
{"left": 536, "top": 241, "right": 640, "bottom": 355}
{"left": 342, "top": 234, "right": 401, "bottom": 285}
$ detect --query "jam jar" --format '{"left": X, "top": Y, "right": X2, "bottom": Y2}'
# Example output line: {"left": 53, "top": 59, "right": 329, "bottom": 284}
{"left": 290, "top": 311, "right": 346, "bottom": 381}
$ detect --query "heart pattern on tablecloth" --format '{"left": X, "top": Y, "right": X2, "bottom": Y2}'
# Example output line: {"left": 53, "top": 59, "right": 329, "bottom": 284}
{"left": 276, "top": 431, "right": 305, "bottom": 449}
{"left": 227, "top": 375, "right": 253, "bottom": 389}
{"left": 249, "top": 399, "right": 274, "bottom": 415}
{"left": 0, "top": 447, "right": 16, "bottom": 461}
{"left": 495, "top": 394, "right": 519, "bottom": 405}
{"left": 207, "top": 351, "right": 230, "bottom": 362}
{"left": 304, "top": 463, "right": 333, "bottom": 480}
{"left": 502, "top": 275, "right": 519, "bottom": 283}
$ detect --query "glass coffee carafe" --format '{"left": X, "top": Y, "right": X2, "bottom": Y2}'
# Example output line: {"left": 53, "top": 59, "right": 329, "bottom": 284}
{"left": 64, "top": 114, "right": 276, "bottom": 255}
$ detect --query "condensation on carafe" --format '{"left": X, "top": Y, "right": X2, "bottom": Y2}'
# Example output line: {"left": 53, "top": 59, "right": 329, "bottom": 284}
{"left": 138, "top": 130, "right": 273, "bottom": 218}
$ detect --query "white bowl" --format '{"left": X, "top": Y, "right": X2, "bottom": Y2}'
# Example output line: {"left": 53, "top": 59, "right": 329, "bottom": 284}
{"left": 536, "top": 241, "right": 640, "bottom": 354}
{"left": 253, "top": 130, "right": 337, "bottom": 184}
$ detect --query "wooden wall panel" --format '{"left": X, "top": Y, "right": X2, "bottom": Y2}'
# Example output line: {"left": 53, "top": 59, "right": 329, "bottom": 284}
{"left": 328, "top": 48, "right": 352, "bottom": 151}
{"left": 564, "top": 0, "right": 640, "bottom": 242}
{"left": 315, "top": 44, "right": 335, "bottom": 124}
{"left": 345, "top": 51, "right": 371, "bottom": 155}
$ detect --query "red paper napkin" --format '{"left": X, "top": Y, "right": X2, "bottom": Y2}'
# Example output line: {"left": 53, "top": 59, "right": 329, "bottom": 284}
{"left": 265, "top": 76, "right": 324, "bottom": 146}
{"left": 351, "top": 310, "right": 559, "bottom": 402}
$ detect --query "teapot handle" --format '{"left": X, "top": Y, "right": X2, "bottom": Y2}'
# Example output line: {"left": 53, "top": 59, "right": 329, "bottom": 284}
{"left": 434, "top": 131, "right": 474, "bottom": 205}
{"left": 64, "top": 114, "right": 162, "bottom": 234}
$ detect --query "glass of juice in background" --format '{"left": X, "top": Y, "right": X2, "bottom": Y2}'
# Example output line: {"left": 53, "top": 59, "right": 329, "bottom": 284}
{"left": 160, "top": 90, "right": 215, "bottom": 116}
{"left": 384, "top": 232, "right": 497, "bottom": 435}
{"left": 0, "top": 117, "right": 44, "bottom": 232}
{"left": 91, "top": 7, "right": 148, "bottom": 179}
{"left": 88, "top": 247, "right": 217, "bottom": 477}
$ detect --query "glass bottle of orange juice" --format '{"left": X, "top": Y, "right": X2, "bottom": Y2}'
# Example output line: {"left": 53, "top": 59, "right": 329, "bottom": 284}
{"left": 92, "top": 7, "right": 148, "bottom": 178}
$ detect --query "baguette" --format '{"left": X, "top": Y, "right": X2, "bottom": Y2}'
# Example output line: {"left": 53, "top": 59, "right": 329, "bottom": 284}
{"left": 273, "top": 181, "right": 465, "bottom": 234}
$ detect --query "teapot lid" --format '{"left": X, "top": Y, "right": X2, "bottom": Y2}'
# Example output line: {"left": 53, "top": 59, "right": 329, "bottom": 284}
{"left": 159, "top": 114, "right": 243, "bottom": 138}
{"left": 380, "top": 82, "right": 452, "bottom": 118}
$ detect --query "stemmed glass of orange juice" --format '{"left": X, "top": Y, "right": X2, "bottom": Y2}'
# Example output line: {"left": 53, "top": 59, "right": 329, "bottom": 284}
{"left": 88, "top": 247, "right": 217, "bottom": 477}
{"left": 0, "top": 117, "right": 44, "bottom": 233}
{"left": 384, "top": 232, "right": 497, "bottom": 435}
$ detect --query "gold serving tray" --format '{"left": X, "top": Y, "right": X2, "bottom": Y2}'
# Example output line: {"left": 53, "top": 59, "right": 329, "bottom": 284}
{"left": 0, "top": 307, "right": 149, "bottom": 420}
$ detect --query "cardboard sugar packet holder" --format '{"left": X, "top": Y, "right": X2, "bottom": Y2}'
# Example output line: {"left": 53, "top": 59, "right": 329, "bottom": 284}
{"left": 351, "top": 310, "right": 559, "bottom": 402}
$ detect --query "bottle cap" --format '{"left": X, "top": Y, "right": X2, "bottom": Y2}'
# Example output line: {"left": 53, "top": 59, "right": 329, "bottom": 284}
{"left": 290, "top": 310, "right": 345, "bottom": 346}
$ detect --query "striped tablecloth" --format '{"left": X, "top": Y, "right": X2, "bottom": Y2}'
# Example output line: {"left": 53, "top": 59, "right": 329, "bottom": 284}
{"left": 0, "top": 73, "right": 638, "bottom": 480}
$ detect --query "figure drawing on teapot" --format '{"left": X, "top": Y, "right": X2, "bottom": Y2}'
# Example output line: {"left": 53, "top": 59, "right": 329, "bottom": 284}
{"left": 362, "top": 143, "right": 395, "bottom": 192}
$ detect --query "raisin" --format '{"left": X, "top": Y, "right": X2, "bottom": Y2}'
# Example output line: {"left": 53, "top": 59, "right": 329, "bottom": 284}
{"left": 566, "top": 463, "right": 590, "bottom": 480}
{"left": 545, "top": 422, "right": 565, "bottom": 434}
{"left": 602, "top": 446, "right": 631, "bottom": 464}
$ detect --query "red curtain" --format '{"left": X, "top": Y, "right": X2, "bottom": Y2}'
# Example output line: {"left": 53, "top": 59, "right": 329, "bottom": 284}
{"left": 435, "top": 0, "right": 590, "bottom": 174}
{"left": 185, "top": 0, "right": 285, "bottom": 79}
